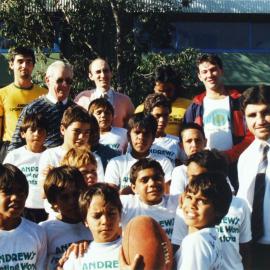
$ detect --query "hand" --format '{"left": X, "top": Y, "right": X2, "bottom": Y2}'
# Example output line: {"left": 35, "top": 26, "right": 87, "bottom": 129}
{"left": 119, "top": 246, "right": 143, "bottom": 270}
{"left": 57, "top": 240, "right": 90, "bottom": 268}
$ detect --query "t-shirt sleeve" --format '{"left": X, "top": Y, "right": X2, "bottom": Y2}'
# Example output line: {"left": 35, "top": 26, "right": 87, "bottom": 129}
{"left": 63, "top": 253, "right": 77, "bottom": 270}
{"left": 3, "top": 151, "right": 14, "bottom": 164}
{"left": 177, "top": 234, "right": 212, "bottom": 270}
{"left": 171, "top": 208, "right": 188, "bottom": 246}
{"left": 239, "top": 199, "right": 252, "bottom": 243}
{"left": 161, "top": 158, "right": 173, "bottom": 183}
{"left": 94, "top": 153, "right": 104, "bottom": 182}
{"left": 36, "top": 227, "right": 48, "bottom": 269}
{"left": 104, "top": 158, "right": 120, "bottom": 187}
{"left": 170, "top": 166, "right": 187, "bottom": 195}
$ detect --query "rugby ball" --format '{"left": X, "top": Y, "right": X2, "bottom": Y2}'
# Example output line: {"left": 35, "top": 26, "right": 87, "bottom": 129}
{"left": 122, "top": 215, "right": 173, "bottom": 270}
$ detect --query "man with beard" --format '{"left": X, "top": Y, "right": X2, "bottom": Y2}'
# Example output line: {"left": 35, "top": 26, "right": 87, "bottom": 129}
{"left": 0, "top": 47, "right": 47, "bottom": 162}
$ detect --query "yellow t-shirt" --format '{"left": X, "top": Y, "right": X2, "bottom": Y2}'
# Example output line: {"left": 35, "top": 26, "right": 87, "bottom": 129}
{"left": 0, "top": 83, "right": 48, "bottom": 141}
{"left": 135, "top": 97, "right": 191, "bottom": 137}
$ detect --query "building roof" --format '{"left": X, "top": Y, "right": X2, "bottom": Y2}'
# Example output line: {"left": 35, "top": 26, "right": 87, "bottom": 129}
{"left": 182, "top": 0, "right": 270, "bottom": 14}
{"left": 137, "top": 0, "right": 270, "bottom": 14}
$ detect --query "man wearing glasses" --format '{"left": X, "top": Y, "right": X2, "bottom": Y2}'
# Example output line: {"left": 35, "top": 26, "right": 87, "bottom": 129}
{"left": 9, "top": 60, "right": 75, "bottom": 151}
{"left": 0, "top": 47, "right": 47, "bottom": 162}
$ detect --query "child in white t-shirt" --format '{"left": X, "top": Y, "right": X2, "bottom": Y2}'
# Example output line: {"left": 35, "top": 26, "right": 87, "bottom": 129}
{"left": 62, "top": 183, "right": 124, "bottom": 270}
{"left": 0, "top": 164, "right": 47, "bottom": 268}
{"left": 40, "top": 166, "right": 92, "bottom": 270}
{"left": 105, "top": 113, "right": 173, "bottom": 192}
{"left": 170, "top": 123, "right": 207, "bottom": 195}
{"left": 143, "top": 93, "right": 184, "bottom": 166}
{"left": 61, "top": 147, "right": 98, "bottom": 186}
{"left": 38, "top": 106, "right": 104, "bottom": 189}
{"left": 89, "top": 98, "right": 128, "bottom": 154}
{"left": 120, "top": 158, "right": 179, "bottom": 239}
{"left": 4, "top": 113, "right": 48, "bottom": 223}
{"left": 175, "top": 172, "right": 232, "bottom": 270}
{"left": 172, "top": 150, "right": 251, "bottom": 270}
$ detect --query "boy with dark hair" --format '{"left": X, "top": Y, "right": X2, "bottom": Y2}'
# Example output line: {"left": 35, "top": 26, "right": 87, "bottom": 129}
{"left": 184, "top": 53, "right": 254, "bottom": 192}
{"left": 172, "top": 150, "right": 251, "bottom": 270}
{"left": 38, "top": 106, "right": 104, "bottom": 217}
{"left": 170, "top": 123, "right": 207, "bottom": 194}
{"left": 104, "top": 113, "right": 173, "bottom": 191}
{"left": 4, "top": 113, "right": 48, "bottom": 223}
{"left": 40, "top": 165, "right": 91, "bottom": 270}
{"left": 135, "top": 65, "right": 191, "bottom": 137}
{"left": 0, "top": 46, "right": 47, "bottom": 162}
{"left": 175, "top": 172, "right": 232, "bottom": 269}
{"left": 62, "top": 183, "right": 123, "bottom": 269}
{"left": 87, "top": 113, "right": 120, "bottom": 170}
{"left": 143, "top": 93, "right": 183, "bottom": 166}
{"left": 0, "top": 163, "right": 47, "bottom": 268}
{"left": 38, "top": 105, "right": 104, "bottom": 183}
{"left": 120, "top": 158, "right": 178, "bottom": 239}
{"left": 88, "top": 98, "right": 128, "bottom": 154}
{"left": 238, "top": 85, "right": 270, "bottom": 270}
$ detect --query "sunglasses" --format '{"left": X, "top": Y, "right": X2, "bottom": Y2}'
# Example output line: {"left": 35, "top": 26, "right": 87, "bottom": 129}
{"left": 56, "top": 77, "right": 73, "bottom": 85}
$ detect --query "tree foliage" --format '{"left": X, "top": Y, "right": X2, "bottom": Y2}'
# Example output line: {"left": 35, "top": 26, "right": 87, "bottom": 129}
{"left": 0, "top": 0, "right": 197, "bottom": 101}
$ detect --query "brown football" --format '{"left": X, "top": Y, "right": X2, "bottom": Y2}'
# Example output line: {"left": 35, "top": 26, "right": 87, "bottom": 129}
{"left": 122, "top": 215, "right": 173, "bottom": 270}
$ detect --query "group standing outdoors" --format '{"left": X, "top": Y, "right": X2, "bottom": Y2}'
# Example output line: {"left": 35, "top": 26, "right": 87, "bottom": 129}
{"left": 0, "top": 45, "right": 269, "bottom": 270}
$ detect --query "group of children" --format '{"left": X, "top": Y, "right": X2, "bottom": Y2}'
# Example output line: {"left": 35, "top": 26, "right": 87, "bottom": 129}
{"left": 1, "top": 84, "right": 256, "bottom": 269}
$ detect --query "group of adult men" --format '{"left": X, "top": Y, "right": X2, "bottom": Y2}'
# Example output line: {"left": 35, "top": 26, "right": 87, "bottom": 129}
{"left": 1, "top": 46, "right": 270, "bottom": 268}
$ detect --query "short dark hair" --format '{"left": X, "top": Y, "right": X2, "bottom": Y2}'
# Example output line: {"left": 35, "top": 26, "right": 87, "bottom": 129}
{"left": 44, "top": 165, "right": 87, "bottom": 204}
{"left": 0, "top": 164, "right": 28, "bottom": 196}
{"left": 20, "top": 113, "right": 48, "bottom": 133}
{"left": 180, "top": 123, "right": 206, "bottom": 140}
{"left": 154, "top": 65, "right": 177, "bottom": 85}
{"left": 143, "top": 93, "right": 172, "bottom": 115}
{"left": 79, "top": 183, "right": 122, "bottom": 221}
{"left": 186, "top": 149, "right": 228, "bottom": 176}
{"left": 196, "top": 54, "right": 223, "bottom": 72}
{"left": 128, "top": 113, "right": 157, "bottom": 139}
{"left": 8, "top": 46, "right": 35, "bottom": 64}
{"left": 240, "top": 85, "right": 270, "bottom": 112}
{"left": 88, "top": 98, "right": 114, "bottom": 116}
{"left": 61, "top": 105, "right": 90, "bottom": 128}
{"left": 185, "top": 172, "right": 232, "bottom": 225}
{"left": 130, "top": 158, "right": 165, "bottom": 185}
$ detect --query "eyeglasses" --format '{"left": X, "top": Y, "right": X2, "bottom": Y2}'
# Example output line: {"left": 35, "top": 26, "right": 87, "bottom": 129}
{"left": 55, "top": 77, "right": 73, "bottom": 85}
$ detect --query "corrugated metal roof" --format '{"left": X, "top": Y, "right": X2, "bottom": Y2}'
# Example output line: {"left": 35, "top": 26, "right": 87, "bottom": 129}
{"left": 182, "top": 0, "right": 270, "bottom": 14}
{"left": 137, "top": 0, "right": 270, "bottom": 14}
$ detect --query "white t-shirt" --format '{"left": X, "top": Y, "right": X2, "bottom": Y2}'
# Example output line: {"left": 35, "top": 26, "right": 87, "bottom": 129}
{"left": 175, "top": 227, "right": 223, "bottom": 270}
{"left": 120, "top": 194, "right": 179, "bottom": 239}
{"left": 172, "top": 198, "right": 251, "bottom": 270}
{"left": 4, "top": 146, "right": 44, "bottom": 209}
{"left": 238, "top": 139, "right": 270, "bottom": 244}
{"left": 0, "top": 218, "right": 47, "bottom": 269}
{"left": 216, "top": 196, "right": 251, "bottom": 270}
{"left": 170, "top": 165, "right": 188, "bottom": 195}
{"left": 104, "top": 152, "right": 173, "bottom": 190}
{"left": 203, "top": 96, "right": 233, "bottom": 151}
{"left": 63, "top": 237, "right": 121, "bottom": 270}
{"left": 150, "top": 134, "right": 184, "bottom": 166}
{"left": 39, "top": 145, "right": 104, "bottom": 218}
{"left": 39, "top": 219, "right": 93, "bottom": 270}
{"left": 171, "top": 208, "right": 188, "bottom": 246}
{"left": 100, "top": 127, "right": 128, "bottom": 154}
